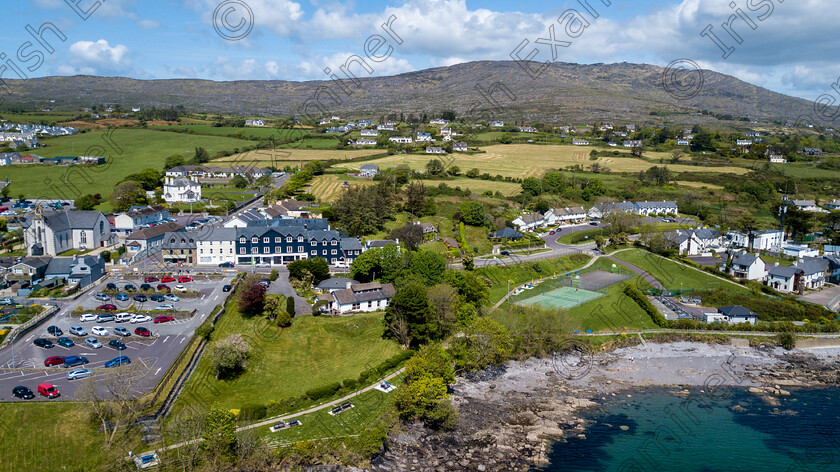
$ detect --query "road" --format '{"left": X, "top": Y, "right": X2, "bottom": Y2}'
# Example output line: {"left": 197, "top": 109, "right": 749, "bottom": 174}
{"left": 0, "top": 273, "right": 232, "bottom": 402}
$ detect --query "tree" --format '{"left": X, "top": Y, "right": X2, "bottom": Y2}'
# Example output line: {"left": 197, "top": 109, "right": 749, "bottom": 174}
{"left": 192, "top": 146, "right": 210, "bottom": 164}
{"left": 237, "top": 276, "right": 266, "bottom": 316}
{"left": 351, "top": 244, "right": 404, "bottom": 282}
{"left": 394, "top": 375, "right": 448, "bottom": 420}
{"left": 286, "top": 296, "right": 295, "bottom": 318}
{"left": 332, "top": 183, "right": 395, "bottom": 236}
{"left": 406, "top": 250, "right": 446, "bottom": 285}
{"left": 448, "top": 165, "right": 461, "bottom": 176}
{"left": 288, "top": 257, "right": 329, "bottom": 284}
{"left": 109, "top": 180, "right": 148, "bottom": 211}
{"left": 389, "top": 223, "right": 424, "bottom": 251}
{"left": 403, "top": 181, "right": 428, "bottom": 216}
{"left": 263, "top": 295, "right": 284, "bottom": 320}
{"left": 203, "top": 406, "right": 238, "bottom": 462}
{"left": 0, "top": 186, "right": 9, "bottom": 199}
{"left": 231, "top": 175, "right": 249, "bottom": 188}
{"left": 534, "top": 200, "right": 550, "bottom": 214}
{"left": 451, "top": 317, "right": 513, "bottom": 372}
{"left": 164, "top": 153, "right": 185, "bottom": 170}
{"left": 122, "top": 168, "right": 163, "bottom": 190}
{"left": 521, "top": 177, "right": 543, "bottom": 196}
{"left": 75, "top": 194, "right": 98, "bottom": 210}
{"left": 459, "top": 201, "right": 486, "bottom": 226}
{"left": 210, "top": 334, "right": 251, "bottom": 379}
{"left": 425, "top": 159, "right": 445, "bottom": 176}
{"left": 427, "top": 283, "right": 458, "bottom": 338}
{"left": 444, "top": 270, "right": 489, "bottom": 306}
{"left": 383, "top": 280, "right": 436, "bottom": 348}
{"left": 465, "top": 168, "right": 480, "bottom": 178}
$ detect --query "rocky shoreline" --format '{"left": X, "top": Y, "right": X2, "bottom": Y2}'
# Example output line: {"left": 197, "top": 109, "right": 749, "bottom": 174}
{"left": 363, "top": 341, "right": 840, "bottom": 472}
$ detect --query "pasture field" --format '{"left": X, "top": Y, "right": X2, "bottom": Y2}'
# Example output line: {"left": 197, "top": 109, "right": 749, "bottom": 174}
{"left": 612, "top": 249, "right": 749, "bottom": 293}
{"left": 334, "top": 144, "right": 750, "bottom": 178}
{"left": 278, "top": 137, "right": 341, "bottom": 149}
{"left": 0, "top": 111, "right": 78, "bottom": 123}
{"left": 1, "top": 129, "right": 253, "bottom": 199}
{"left": 151, "top": 124, "right": 310, "bottom": 140}
{"left": 216, "top": 148, "right": 384, "bottom": 167}
{"left": 309, "top": 174, "right": 376, "bottom": 202}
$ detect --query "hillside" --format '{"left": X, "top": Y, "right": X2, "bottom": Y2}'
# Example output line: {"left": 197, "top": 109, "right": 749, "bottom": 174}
{"left": 3, "top": 61, "right": 813, "bottom": 123}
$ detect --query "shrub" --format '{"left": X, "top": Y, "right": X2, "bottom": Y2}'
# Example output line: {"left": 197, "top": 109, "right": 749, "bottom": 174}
{"left": 624, "top": 285, "right": 667, "bottom": 327}
{"left": 778, "top": 332, "right": 796, "bottom": 350}
{"left": 342, "top": 378, "right": 357, "bottom": 390}
{"left": 269, "top": 269, "right": 279, "bottom": 281}
{"left": 305, "top": 382, "right": 342, "bottom": 401}
{"left": 239, "top": 403, "right": 267, "bottom": 420}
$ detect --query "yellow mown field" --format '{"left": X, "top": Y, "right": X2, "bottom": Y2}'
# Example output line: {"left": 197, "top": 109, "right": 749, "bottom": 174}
{"left": 334, "top": 144, "right": 750, "bottom": 178}
{"left": 309, "top": 174, "right": 524, "bottom": 202}
{"left": 215, "top": 148, "right": 384, "bottom": 166}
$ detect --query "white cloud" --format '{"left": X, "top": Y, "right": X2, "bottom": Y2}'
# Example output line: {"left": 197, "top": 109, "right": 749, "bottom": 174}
{"left": 296, "top": 51, "right": 415, "bottom": 80}
{"left": 191, "top": 0, "right": 304, "bottom": 37}
{"left": 67, "top": 39, "right": 131, "bottom": 72}
{"left": 137, "top": 19, "right": 160, "bottom": 29}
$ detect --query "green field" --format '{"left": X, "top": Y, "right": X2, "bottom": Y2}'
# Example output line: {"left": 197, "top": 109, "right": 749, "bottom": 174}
{"left": 152, "top": 124, "right": 309, "bottom": 140}
{"left": 1, "top": 129, "right": 253, "bottom": 200}
{"left": 475, "top": 253, "right": 591, "bottom": 302}
{"left": 279, "top": 137, "right": 341, "bottom": 149}
{"left": 0, "top": 112, "right": 79, "bottom": 124}
{"left": 565, "top": 275, "right": 658, "bottom": 332}
{"left": 612, "top": 249, "right": 749, "bottom": 293}
{"left": 172, "top": 303, "right": 402, "bottom": 414}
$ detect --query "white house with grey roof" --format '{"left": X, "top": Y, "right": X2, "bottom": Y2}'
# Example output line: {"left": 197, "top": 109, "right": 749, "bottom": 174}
{"left": 23, "top": 207, "right": 113, "bottom": 256}
{"left": 359, "top": 165, "right": 379, "bottom": 177}
{"left": 544, "top": 206, "right": 586, "bottom": 226}
{"left": 635, "top": 201, "right": 678, "bottom": 216}
{"left": 322, "top": 282, "right": 396, "bottom": 314}
{"left": 512, "top": 213, "right": 546, "bottom": 231}
{"left": 196, "top": 228, "right": 237, "bottom": 265}
{"left": 727, "top": 253, "right": 766, "bottom": 281}
{"left": 766, "top": 265, "right": 804, "bottom": 293}
{"left": 793, "top": 257, "right": 829, "bottom": 289}
{"left": 163, "top": 175, "right": 201, "bottom": 204}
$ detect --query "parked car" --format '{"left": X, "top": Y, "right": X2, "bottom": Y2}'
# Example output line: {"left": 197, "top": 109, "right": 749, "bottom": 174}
{"left": 500, "top": 250, "right": 510, "bottom": 256}
{"left": 0, "top": 297, "right": 15, "bottom": 305}
{"left": 79, "top": 313, "right": 96, "bottom": 322}
{"left": 124, "top": 284, "right": 137, "bottom": 292}
{"left": 91, "top": 326, "right": 109, "bottom": 336}
{"left": 67, "top": 368, "right": 93, "bottom": 380}
{"left": 106, "top": 282, "right": 118, "bottom": 291}
{"left": 115, "top": 293, "right": 129, "bottom": 301}
{"left": 161, "top": 276, "right": 176, "bottom": 283}
{"left": 108, "top": 339, "right": 127, "bottom": 350}
{"left": 154, "top": 304, "right": 175, "bottom": 311}
{"left": 174, "top": 285, "right": 187, "bottom": 292}
{"left": 222, "top": 284, "right": 231, "bottom": 292}
{"left": 163, "top": 294, "right": 180, "bottom": 302}
{"left": 68, "top": 325, "right": 86, "bottom": 337}
{"left": 113, "top": 326, "right": 131, "bottom": 337}
{"left": 130, "top": 314, "right": 152, "bottom": 324}
{"left": 140, "top": 284, "right": 153, "bottom": 291}
{"left": 156, "top": 284, "right": 170, "bottom": 291}
{"left": 97, "top": 304, "right": 117, "bottom": 311}
{"left": 150, "top": 294, "right": 165, "bottom": 302}
{"left": 85, "top": 337, "right": 102, "bottom": 349}
{"left": 44, "top": 356, "right": 64, "bottom": 367}
{"left": 47, "top": 326, "right": 63, "bottom": 337}
{"left": 589, "top": 221, "right": 599, "bottom": 226}
{"left": 134, "top": 326, "right": 152, "bottom": 337}
{"left": 63, "top": 355, "right": 89, "bottom": 368}
{"left": 549, "top": 231, "right": 555, "bottom": 235}
{"left": 144, "top": 276, "right": 159, "bottom": 283}
{"left": 94, "top": 293, "right": 110, "bottom": 302}
{"left": 12, "top": 386, "right": 34, "bottom": 399}
{"left": 114, "top": 312, "right": 132, "bottom": 323}
{"left": 219, "top": 261, "right": 234, "bottom": 267}
{"left": 33, "top": 338, "right": 54, "bottom": 348}
{"left": 178, "top": 276, "right": 192, "bottom": 283}
{"left": 153, "top": 315, "right": 175, "bottom": 324}
{"left": 96, "top": 314, "right": 115, "bottom": 323}
{"left": 104, "top": 356, "right": 131, "bottom": 368}
{"left": 57, "top": 337, "right": 75, "bottom": 348}
{"left": 37, "top": 383, "right": 60, "bottom": 399}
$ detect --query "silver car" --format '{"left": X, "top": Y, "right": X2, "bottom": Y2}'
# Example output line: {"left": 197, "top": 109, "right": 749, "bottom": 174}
{"left": 85, "top": 337, "right": 102, "bottom": 349}
{"left": 69, "top": 325, "right": 87, "bottom": 336}
{"left": 67, "top": 368, "right": 93, "bottom": 380}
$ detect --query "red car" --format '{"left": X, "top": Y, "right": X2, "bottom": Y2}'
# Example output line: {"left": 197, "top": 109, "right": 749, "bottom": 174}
{"left": 178, "top": 276, "right": 192, "bottom": 283}
{"left": 97, "top": 304, "right": 117, "bottom": 311}
{"left": 44, "top": 356, "right": 65, "bottom": 367}
{"left": 134, "top": 327, "right": 152, "bottom": 337}
{"left": 153, "top": 315, "right": 175, "bottom": 324}
{"left": 144, "top": 276, "right": 159, "bottom": 283}
{"left": 161, "top": 276, "right": 176, "bottom": 283}
{"left": 156, "top": 284, "right": 170, "bottom": 291}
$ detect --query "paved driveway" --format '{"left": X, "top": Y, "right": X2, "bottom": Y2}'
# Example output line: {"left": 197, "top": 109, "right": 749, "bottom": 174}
{"left": 265, "top": 268, "right": 312, "bottom": 316}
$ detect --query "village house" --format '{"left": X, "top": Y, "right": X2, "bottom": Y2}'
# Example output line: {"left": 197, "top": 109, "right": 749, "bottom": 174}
{"left": 113, "top": 205, "right": 169, "bottom": 232}
{"left": 245, "top": 119, "right": 265, "bottom": 127}
{"left": 512, "top": 213, "right": 546, "bottom": 231}
{"left": 416, "top": 132, "right": 433, "bottom": 142}
{"left": 125, "top": 222, "right": 186, "bottom": 255}
{"left": 453, "top": 142, "right": 468, "bottom": 152}
{"left": 623, "top": 140, "right": 643, "bottom": 148}
{"left": 264, "top": 199, "right": 310, "bottom": 219}
{"left": 196, "top": 228, "right": 237, "bottom": 266}
{"left": 377, "top": 124, "right": 395, "bottom": 131}
{"left": 316, "top": 277, "right": 359, "bottom": 293}
{"left": 664, "top": 229, "right": 703, "bottom": 256}
{"left": 488, "top": 227, "right": 524, "bottom": 241}
{"left": 785, "top": 199, "right": 825, "bottom": 213}
{"left": 727, "top": 229, "right": 785, "bottom": 251}
{"left": 163, "top": 176, "right": 201, "bottom": 204}
{"left": 489, "top": 121, "right": 504, "bottom": 127}
{"left": 543, "top": 206, "right": 586, "bottom": 226}
{"left": 709, "top": 305, "right": 758, "bottom": 325}
{"left": 389, "top": 136, "right": 413, "bottom": 144}
{"left": 360, "top": 129, "right": 378, "bottom": 137}
{"left": 351, "top": 138, "right": 378, "bottom": 146}
{"left": 43, "top": 254, "right": 106, "bottom": 289}
{"left": 320, "top": 282, "right": 396, "bottom": 314}
{"left": 572, "top": 139, "right": 590, "bottom": 146}
{"left": 519, "top": 126, "right": 537, "bottom": 133}
{"left": 677, "top": 139, "right": 690, "bottom": 146}
{"left": 793, "top": 257, "right": 829, "bottom": 289}
{"left": 430, "top": 119, "right": 450, "bottom": 125}
{"left": 161, "top": 232, "right": 197, "bottom": 265}
{"left": 766, "top": 265, "right": 804, "bottom": 293}
{"left": 823, "top": 199, "right": 840, "bottom": 210}
{"left": 359, "top": 164, "right": 379, "bottom": 177}
{"left": 635, "top": 201, "right": 678, "bottom": 216}
{"left": 426, "top": 146, "right": 445, "bottom": 154}
{"left": 727, "top": 253, "right": 766, "bottom": 281}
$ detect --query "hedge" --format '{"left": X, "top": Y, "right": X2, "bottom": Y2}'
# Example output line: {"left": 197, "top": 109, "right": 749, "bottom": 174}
{"left": 624, "top": 285, "right": 667, "bottom": 327}
{"left": 306, "top": 382, "right": 342, "bottom": 401}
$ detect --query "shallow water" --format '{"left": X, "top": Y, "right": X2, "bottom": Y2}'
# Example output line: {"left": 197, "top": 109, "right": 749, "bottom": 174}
{"left": 537, "top": 387, "right": 840, "bottom": 472}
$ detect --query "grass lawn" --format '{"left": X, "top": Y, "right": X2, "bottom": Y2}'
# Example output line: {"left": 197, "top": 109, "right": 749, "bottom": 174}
{"left": 2, "top": 129, "right": 253, "bottom": 199}
{"left": 760, "top": 254, "right": 794, "bottom": 266}
{"left": 0, "top": 402, "right": 104, "bottom": 471}
{"left": 151, "top": 124, "right": 309, "bottom": 140}
{"left": 564, "top": 275, "right": 659, "bottom": 332}
{"left": 612, "top": 249, "right": 749, "bottom": 293}
{"left": 278, "top": 137, "right": 341, "bottom": 149}
{"left": 215, "top": 148, "right": 383, "bottom": 168}
{"left": 0, "top": 111, "right": 78, "bottom": 123}
{"left": 557, "top": 228, "right": 602, "bottom": 244}
{"left": 334, "top": 144, "right": 751, "bottom": 179}
{"left": 172, "top": 304, "right": 401, "bottom": 414}
{"left": 475, "top": 253, "right": 591, "bottom": 302}
{"left": 202, "top": 188, "right": 257, "bottom": 202}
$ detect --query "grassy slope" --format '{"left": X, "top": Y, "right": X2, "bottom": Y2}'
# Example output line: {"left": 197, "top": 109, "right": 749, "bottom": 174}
{"left": 475, "top": 253, "right": 591, "bottom": 302}
{"left": 173, "top": 304, "right": 401, "bottom": 413}
{"left": 4, "top": 129, "right": 253, "bottom": 199}
{"left": 150, "top": 124, "right": 309, "bottom": 140}
{"left": 613, "top": 249, "right": 749, "bottom": 293}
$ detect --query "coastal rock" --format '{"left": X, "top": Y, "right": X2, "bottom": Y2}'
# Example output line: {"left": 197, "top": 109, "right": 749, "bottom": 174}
{"left": 619, "top": 425, "right": 630, "bottom": 431}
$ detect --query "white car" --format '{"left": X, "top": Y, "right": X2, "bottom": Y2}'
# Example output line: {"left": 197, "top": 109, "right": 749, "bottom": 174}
{"left": 91, "top": 326, "right": 109, "bottom": 336}
{"left": 114, "top": 312, "right": 132, "bottom": 323}
{"left": 163, "top": 294, "right": 180, "bottom": 302}
{"left": 79, "top": 313, "right": 97, "bottom": 322}
{"left": 154, "top": 304, "right": 175, "bottom": 311}
{"left": 67, "top": 368, "right": 93, "bottom": 380}
{"left": 130, "top": 314, "right": 152, "bottom": 324}
{"left": 174, "top": 285, "right": 187, "bottom": 292}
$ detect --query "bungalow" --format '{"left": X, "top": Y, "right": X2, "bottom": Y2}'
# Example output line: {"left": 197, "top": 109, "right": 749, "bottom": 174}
{"left": 716, "top": 305, "right": 758, "bottom": 325}
{"left": 326, "top": 282, "right": 396, "bottom": 314}
{"left": 389, "top": 136, "right": 413, "bottom": 144}
{"left": 823, "top": 199, "right": 840, "bottom": 210}
{"left": 677, "top": 139, "right": 690, "bottom": 146}
{"left": 377, "top": 124, "right": 395, "bottom": 131}
{"left": 728, "top": 253, "right": 766, "bottom": 281}
{"left": 426, "top": 147, "right": 445, "bottom": 154}
{"left": 512, "top": 213, "right": 546, "bottom": 231}
{"left": 453, "top": 142, "right": 468, "bottom": 152}
{"left": 736, "top": 139, "right": 753, "bottom": 147}
{"left": 623, "top": 140, "right": 643, "bottom": 148}
{"left": 366, "top": 239, "right": 398, "bottom": 250}
{"left": 245, "top": 119, "right": 265, "bottom": 127}
{"left": 359, "top": 164, "right": 379, "bottom": 177}
{"left": 626, "top": 124, "right": 636, "bottom": 132}
{"left": 803, "top": 148, "right": 823, "bottom": 156}
{"left": 316, "top": 277, "right": 359, "bottom": 293}
{"left": 489, "top": 227, "right": 523, "bottom": 241}
{"left": 430, "top": 119, "right": 450, "bottom": 125}
{"left": 414, "top": 222, "right": 437, "bottom": 237}
{"left": 766, "top": 265, "right": 804, "bottom": 293}
{"left": 785, "top": 199, "right": 824, "bottom": 213}
{"left": 519, "top": 127, "right": 537, "bottom": 133}
{"left": 489, "top": 121, "right": 504, "bottom": 127}
{"left": 416, "top": 132, "right": 433, "bottom": 142}
{"left": 113, "top": 205, "right": 169, "bottom": 231}
{"left": 769, "top": 154, "right": 787, "bottom": 163}
{"left": 44, "top": 254, "right": 106, "bottom": 289}
{"left": 572, "top": 139, "right": 590, "bottom": 146}
{"left": 360, "top": 129, "right": 378, "bottom": 137}
{"left": 352, "top": 138, "right": 378, "bottom": 146}
{"left": 543, "top": 206, "right": 586, "bottom": 226}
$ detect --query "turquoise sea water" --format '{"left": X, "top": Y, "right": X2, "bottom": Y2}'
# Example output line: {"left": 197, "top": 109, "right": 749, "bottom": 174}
{"left": 539, "top": 387, "right": 840, "bottom": 472}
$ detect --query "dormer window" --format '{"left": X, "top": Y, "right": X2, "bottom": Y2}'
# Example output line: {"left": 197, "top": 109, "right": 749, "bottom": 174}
{"left": 251, "top": 237, "right": 258, "bottom": 243}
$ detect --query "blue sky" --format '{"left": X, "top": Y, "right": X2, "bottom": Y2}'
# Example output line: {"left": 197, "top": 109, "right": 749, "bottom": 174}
{"left": 2, "top": 0, "right": 838, "bottom": 100}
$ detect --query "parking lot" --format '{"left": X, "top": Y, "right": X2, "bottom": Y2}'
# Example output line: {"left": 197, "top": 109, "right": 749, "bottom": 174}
{"left": 0, "top": 273, "right": 233, "bottom": 401}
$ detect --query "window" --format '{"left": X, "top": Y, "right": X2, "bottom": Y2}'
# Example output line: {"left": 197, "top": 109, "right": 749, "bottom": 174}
{"left": 251, "top": 247, "right": 258, "bottom": 254}
{"left": 331, "top": 258, "right": 337, "bottom": 264}
{"left": 331, "top": 240, "right": 337, "bottom": 245}
{"left": 352, "top": 303, "right": 360, "bottom": 310}
{"left": 99, "top": 221, "right": 104, "bottom": 233}
{"left": 251, "top": 237, "right": 258, "bottom": 243}
{"left": 239, "top": 237, "right": 246, "bottom": 243}
{"left": 297, "top": 236, "right": 304, "bottom": 242}
{"left": 322, "top": 240, "right": 327, "bottom": 246}
{"left": 209, "top": 249, "right": 213, "bottom": 254}
{"left": 331, "top": 249, "right": 337, "bottom": 255}
{"left": 275, "top": 237, "right": 281, "bottom": 243}
{"left": 311, "top": 250, "right": 317, "bottom": 255}
{"left": 322, "top": 250, "right": 327, "bottom": 255}
{"left": 286, "top": 236, "right": 293, "bottom": 243}
{"left": 80, "top": 232, "right": 87, "bottom": 244}
{"left": 263, "top": 247, "right": 269, "bottom": 253}
{"left": 297, "top": 246, "right": 304, "bottom": 252}
{"left": 263, "top": 237, "right": 269, "bottom": 243}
